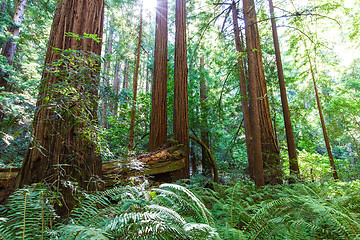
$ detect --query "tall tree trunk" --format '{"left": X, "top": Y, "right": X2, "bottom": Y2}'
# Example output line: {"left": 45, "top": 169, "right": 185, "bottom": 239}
{"left": 100, "top": 20, "right": 114, "bottom": 126}
{"left": 148, "top": 0, "right": 168, "bottom": 152}
{"left": 269, "top": 0, "right": 299, "bottom": 178}
{"left": 244, "top": 0, "right": 282, "bottom": 185}
{"left": 307, "top": 54, "right": 339, "bottom": 180}
{"left": 200, "top": 56, "right": 211, "bottom": 176}
{"left": 15, "top": 0, "right": 104, "bottom": 217}
{"left": 231, "top": 1, "right": 254, "bottom": 180}
{"left": 123, "top": 60, "right": 129, "bottom": 91}
{"left": 128, "top": 1, "right": 143, "bottom": 151}
{"left": 0, "top": 0, "right": 27, "bottom": 91}
{"left": 173, "top": 0, "right": 189, "bottom": 180}
{"left": 243, "top": 0, "right": 264, "bottom": 187}
{"left": 112, "top": 58, "right": 121, "bottom": 117}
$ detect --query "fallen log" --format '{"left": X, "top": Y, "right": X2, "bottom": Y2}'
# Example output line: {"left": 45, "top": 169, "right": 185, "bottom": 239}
{"left": 0, "top": 144, "right": 186, "bottom": 200}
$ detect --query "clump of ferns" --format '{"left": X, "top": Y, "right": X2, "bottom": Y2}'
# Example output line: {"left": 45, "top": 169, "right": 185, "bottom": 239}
{"left": 57, "top": 183, "right": 220, "bottom": 239}
{"left": 0, "top": 183, "right": 58, "bottom": 240}
{"left": 236, "top": 182, "right": 360, "bottom": 239}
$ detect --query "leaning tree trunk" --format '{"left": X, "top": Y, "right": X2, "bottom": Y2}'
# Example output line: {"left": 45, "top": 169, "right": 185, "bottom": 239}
{"left": 243, "top": 0, "right": 265, "bottom": 187}
{"left": 245, "top": 0, "right": 282, "bottom": 185}
{"left": 15, "top": 0, "right": 104, "bottom": 217}
{"left": 269, "top": 0, "right": 300, "bottom": 178}
{"left": 173, "top": 0, "right": 190, "bottom": 180}
{"left": 148, "top": 0, "right": 168, "bottom": 152}
{"left": 0, "top": 0, "right": 27, "bottom": 91}
{"left": 231, "top": 1, "right": 254, "bottom": 180}
{"left": 307, "top": 54, "right": 339, "bottom": 180}
{"left": 128, "top": 1, "right": 143, "bottom": 151}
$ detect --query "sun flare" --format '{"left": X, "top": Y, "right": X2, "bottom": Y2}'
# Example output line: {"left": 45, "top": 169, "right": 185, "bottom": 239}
{"left": 143, "top": 0, "right": 157, "bottom": 11}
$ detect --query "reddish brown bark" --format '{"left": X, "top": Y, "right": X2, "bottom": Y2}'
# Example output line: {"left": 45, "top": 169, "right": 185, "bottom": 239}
{"left": 269, "top": 0, "right": 300, "bottom": 177}
{"left": 128, "top": 1, "right": 143, "bottom": 151}
{"left": 243, "top": 0, "right": 265, "bottom": 187}
{"left": 173, "top": 0, "right": 189, "bottom": 180}
{"left": 15, "top": 0, "right": 104, "bottom": 216}
{"left": 244, "top": 0, "right": 282, "bottom": 185}
{"left": 148, "top": 0, "right": 168, "bottom": 152}
{"left": 307, "top": 54, "right": 339, "bottom": 180}
{"left": 231, "top": 1, "right": 254, "bottom": 180}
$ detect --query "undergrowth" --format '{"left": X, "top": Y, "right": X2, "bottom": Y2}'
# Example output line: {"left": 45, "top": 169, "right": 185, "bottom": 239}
{"left": 1, "top": 180, "right": 359, "bottom": 239}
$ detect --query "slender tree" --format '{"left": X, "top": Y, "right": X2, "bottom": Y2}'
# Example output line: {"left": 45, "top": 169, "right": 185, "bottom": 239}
{"left": 148, "top": 0, "right": 168, "bottom": 152}
{"left": 128, "top": 1, "right": 143, "bottom": 151}
{"left": 231, "top": 1, "right": 254, "bottom": 180}
{"left": 200, "top": 56, "right": 211, "bottom": 176}
{"left": 123, "top": 60, "right": 129, "bottom": 91}
{"left": 100, "top": 17, "right": 115, "bottom": 126}
{"left": 243, "top": 0, "right": 265, "bottom": 187}
{"left": 308, "top": 54, "right": 339, "bottom": 180}
{"left": 173, "top": 0, "right": 189, "bottom": 179}
{"left": 112, "top": 57, "right": 121, "bottom": 117}
{"left": 15, "top": 0, "right": 105, "bottom": 216}
{"left": 268, "top": 0, "right": 300, "bottom": 177}
{"left": 0, "top": 0, "right": 27, "bottom": 90}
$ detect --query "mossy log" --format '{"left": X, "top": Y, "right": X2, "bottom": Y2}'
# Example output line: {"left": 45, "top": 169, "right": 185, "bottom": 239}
{"left": 0, "top": 144, "right": 186, "bottom": 201}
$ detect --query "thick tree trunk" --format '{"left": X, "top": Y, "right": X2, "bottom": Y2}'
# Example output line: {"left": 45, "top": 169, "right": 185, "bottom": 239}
{"left": 173, "top": 0, "right": 189, "bottom": 180}
{"left": 200, "top": 56, "right": 211, "bottom": 176}
{"left": 100, "top": 20, "right": 114, "bottom": 126}
{"left": 231, "top": 1, "right": 254, "bottom": 180}
{"left": 128, "top": 1, "right": 143, "bottom": 151}
{"left": 15, "top": 0, "right": 104, "bottom": 216}
{"left": 148, "top": 0, "right": 168, "bottom": 152}
{"left": 0, "top": 0, "right": 27, "bottom": 91}
{"left": 269, "top": 0, "right": 299, "bottom": 178}
{"left": 307, "top": 55, "right": 339, "bottom": 180}
{"left": 244, "top": 0, "right": 282, "bottom": 185}
{"left": 243, "top": 0, "right": 265, "bottom": 187}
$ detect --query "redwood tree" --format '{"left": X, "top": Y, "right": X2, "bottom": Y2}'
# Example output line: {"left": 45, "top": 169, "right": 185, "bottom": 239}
{"left": 128, "top": 1, "right": 144, "bottom": 151}
{"left": 148, "top": 0, "right": 168, "bottom": 152}
{"left": 15, "top": 0, "right": 105, "bottom": 216}
{"left": 269, "top": 0, "right": 300, "bottom": 177}
{"left": 173, "top": 0, "right": 189, "bottom": 179}
{"left": 244, "top": 0, "right": 282, "bottom": 185}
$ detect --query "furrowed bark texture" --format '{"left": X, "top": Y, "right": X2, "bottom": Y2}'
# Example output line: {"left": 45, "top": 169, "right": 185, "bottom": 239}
{"left": 173, "top": 0, "right": 190, "bottom": 180}
{"left": 232, "top": 1, "right": 254, "bottom": 180}
{"left": 15, "top": 0, "right": 104, "bottom": 216}
{"left": 149, "top": 0, "right": 168, "bottom": 152}
{"left": 245, "top": 0, "right": 282, "bottom": 185}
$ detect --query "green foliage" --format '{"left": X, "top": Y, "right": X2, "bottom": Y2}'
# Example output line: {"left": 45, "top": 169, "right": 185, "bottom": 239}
{"left": 187, "top": 179, "right": 360, "bottom": 240}
{"left": 0, "top": 183, "right": 220, "bottom": 239}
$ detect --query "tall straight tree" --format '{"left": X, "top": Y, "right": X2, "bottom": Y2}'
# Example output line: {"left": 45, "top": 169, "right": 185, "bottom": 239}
{"left": 173, "top": 0, "right": 189, "bottom": 179}
{"left": 244, "top": 0, "right": 282, "bottom": 185}
{"left": 0, "top": 0, "right": 27, "bottom": 90}
{"left": 268, "top": 0, "right": 300, "bottom": 177}
{"left": 243, "top": 0, "right": 264, "bottom": 187}
{"left": 128, "top": 0, "right": 143, "bottom": 151}
{"left": 308, "top": 54, "right": 339, "bottom": 180}
{"left": 231, "top": 1, "right": 254, "bottom": 180}
{"left": 15, "top": 0, "right": 104, "bottom": 216}
{"left": 148, "top": 0, "right": 168, "bottom": 152}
